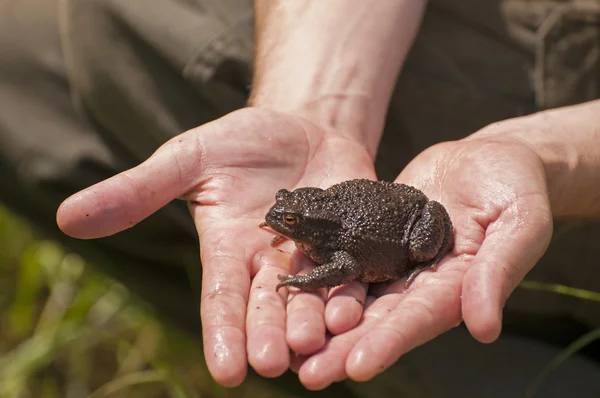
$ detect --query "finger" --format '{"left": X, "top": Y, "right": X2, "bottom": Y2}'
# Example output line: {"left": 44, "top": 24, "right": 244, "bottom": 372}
{"left": 250, "top": 240, "right": 297, "bottom": 277}
{"left": 57, "top": 129, "right": 204, "bottom": 239}
{"left": 345, "top": 262, "right": 464, "bottom": 382}
{"left": 200, "top": 259, "right": 249, "bottom": 386}
{"left": 196, "top": 220, "right": 263, "bottom": 387}
{"left": 290, "top": 353, "right": 308, "bottom": 374}
{"left": 462, "top": 198, "right": 552, "bottom": 343}
{"left": 325, "top": 282, "right": 368, "bottom": 335}
{"left": 246, "top": 249, "right": 292, "bottom": 378}
{"left": 298, "top": 295, "right": 386, "bottom": 390}
{"left": 300, "top": 333, "right": 353, "bottom": 389}
{"left": 299, "top": 341, "right": 351, "bottom": 390}
{"left": 285, "top": 253, "right": 328, "bottom": 355}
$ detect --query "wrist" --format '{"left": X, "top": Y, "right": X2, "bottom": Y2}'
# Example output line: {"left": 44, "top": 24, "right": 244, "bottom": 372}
{"left": 249, "top": 88, "right": 380, "bottom": 157}
{"left": 473, "top": 100, "right": 600, "bottom": 219}
{"left": 249, "top": 0, "right": 427, "bottom": 158}
{"left": 513, "top": 132, "right": 580, "bottom": 219}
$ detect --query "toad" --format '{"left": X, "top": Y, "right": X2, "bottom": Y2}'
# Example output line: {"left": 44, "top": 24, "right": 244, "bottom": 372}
{"left": 260, "top": 179, "right": 454, "bottom": 292}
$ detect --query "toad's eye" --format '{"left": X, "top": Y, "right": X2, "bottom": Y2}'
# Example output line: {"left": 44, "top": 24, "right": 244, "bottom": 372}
{"left": 283, "top": 214, "right": 298, "bottom": 225}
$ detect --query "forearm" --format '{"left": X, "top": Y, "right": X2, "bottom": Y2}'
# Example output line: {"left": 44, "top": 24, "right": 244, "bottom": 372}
{"left": 250, "top": 0, "right": 427, "bottom": 158}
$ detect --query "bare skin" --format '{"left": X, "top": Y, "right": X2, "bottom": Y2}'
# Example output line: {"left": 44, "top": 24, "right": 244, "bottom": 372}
{"left": 57, "top": 0, "right": 425, "bottom": 387}
{"left": 248, "top": 0, "right": 427, "bottom": 369}
{"left": 292, "top": 100, "right": 600, "bottom": 389}
{"left": 55, "top": 0, "right": 600, "bottom": 391}
{"left": 56, "top": 89, "right": 600, "bottom": 391}
{"left": 56, "top": 108, "right": 378, "bottom": 384}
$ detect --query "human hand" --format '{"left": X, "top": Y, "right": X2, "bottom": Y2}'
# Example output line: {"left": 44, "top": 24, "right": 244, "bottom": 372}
{"left": 292, "top": 121, "right": 555, "bottom": 389}
{"left": 56, "top": 107, "right": 376, "bottom": 386}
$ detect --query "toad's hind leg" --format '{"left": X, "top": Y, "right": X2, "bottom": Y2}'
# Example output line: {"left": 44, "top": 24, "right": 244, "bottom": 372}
{"left": 405, "top": 201, "right": 454, "bottom": 287}
{"left": 275, "top": 251, "right": 360, "bottom": 292}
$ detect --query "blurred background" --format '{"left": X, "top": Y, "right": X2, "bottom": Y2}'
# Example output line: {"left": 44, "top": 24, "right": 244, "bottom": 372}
{"left": 0, "top": 203, "right": 285, "bottom": 398}
{"left": 2, "top": 200, "right": 600, "bottom": 398}
{"left": 0, "top": 199, "right": 600, "bottom": 398}
{"left": 2, "top": 1, "right": 599, "bottom": 397}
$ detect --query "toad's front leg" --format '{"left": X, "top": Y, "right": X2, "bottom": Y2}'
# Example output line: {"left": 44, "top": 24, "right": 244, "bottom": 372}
{"left": 275, "top": 251, "right": 360, "bottom": 292}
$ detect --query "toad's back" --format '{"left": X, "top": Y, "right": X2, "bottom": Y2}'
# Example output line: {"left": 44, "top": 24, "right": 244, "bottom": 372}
{"left": 327, "top": 179, "right": 428, "bottom": 240}
{"left": 325, "top": 180, "right": 430, "bottom": 282}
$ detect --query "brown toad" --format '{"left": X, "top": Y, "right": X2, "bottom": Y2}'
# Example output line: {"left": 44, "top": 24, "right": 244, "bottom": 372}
{"left": 261, "top": 179, "right": 454, "bottom": 292}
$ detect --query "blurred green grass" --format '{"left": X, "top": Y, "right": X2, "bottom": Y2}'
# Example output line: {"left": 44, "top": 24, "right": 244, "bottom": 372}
{"left": 0, "top": 205, "right": 283, "bottom": 398}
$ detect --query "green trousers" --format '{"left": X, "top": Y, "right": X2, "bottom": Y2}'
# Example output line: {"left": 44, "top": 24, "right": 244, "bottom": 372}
{"left": 1, "top": 0, "right": 600, "bottom": 396}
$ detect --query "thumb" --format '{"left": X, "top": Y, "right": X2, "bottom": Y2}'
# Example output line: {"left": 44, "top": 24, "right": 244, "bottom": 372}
{"left": 461, "top": 195, "right": 553, "bottom": 343}
{"left": 56, "top": 128, "right": 205, "bottom": 239}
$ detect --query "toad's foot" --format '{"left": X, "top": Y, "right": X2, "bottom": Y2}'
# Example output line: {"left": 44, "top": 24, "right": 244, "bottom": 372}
{"left": 404, "top": 261, "right": 439, "bottom": 289}
{"left": 259, "top": 222, "right": 288, "bottom": 246}
{"left": 276, "top": 274, "right": 320, "bottom": 293}
{"left": 275, "top": 251, "right": 359, "bottom": 292}
{"left": 270, "top": 235, "right": 287, "bottom": 246}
